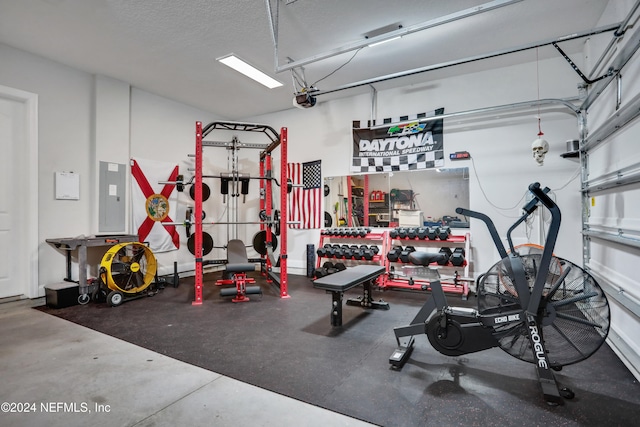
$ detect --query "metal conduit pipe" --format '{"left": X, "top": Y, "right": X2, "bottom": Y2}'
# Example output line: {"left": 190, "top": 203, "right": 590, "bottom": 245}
{"left": 589, "top": 0, "right": 640, "bottom": 79}
{"left": 309, "top": 23, "right": 619, "bottom": 97}
{"left": 365, "top": 97, "right": 580, "bottom": 131}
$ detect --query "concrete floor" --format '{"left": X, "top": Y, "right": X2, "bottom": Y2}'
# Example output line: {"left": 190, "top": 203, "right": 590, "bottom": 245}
{"left": 0, "top": 298, "right": 375, "bottom": 427}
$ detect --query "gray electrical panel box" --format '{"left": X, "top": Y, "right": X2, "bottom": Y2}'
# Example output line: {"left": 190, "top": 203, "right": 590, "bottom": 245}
{"left": 99, "top": 161, "right": 126, "bottom": 232}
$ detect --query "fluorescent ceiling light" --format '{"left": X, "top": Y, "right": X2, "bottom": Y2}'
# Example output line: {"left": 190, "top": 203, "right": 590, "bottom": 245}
{"left": 368, "top": 36, "right": 402, "bottom": 48}
{"left": 217, "top": 54, "right": 283, "bottom": 89}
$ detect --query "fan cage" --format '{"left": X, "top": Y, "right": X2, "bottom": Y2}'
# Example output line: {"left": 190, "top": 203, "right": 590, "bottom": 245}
{"left": 101, "top": 242, "right": 157, "bottom": 294}
{"left": 477, "top": 254, "right": 610, "bottom": 367}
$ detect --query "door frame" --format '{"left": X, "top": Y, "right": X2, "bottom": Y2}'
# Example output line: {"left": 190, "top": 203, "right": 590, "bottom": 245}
{"left": 0, "top": 84, "right": 39, "bottom": 298}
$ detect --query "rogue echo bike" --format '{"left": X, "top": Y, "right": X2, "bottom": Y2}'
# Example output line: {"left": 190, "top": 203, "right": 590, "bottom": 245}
{"left": 389, "top": 182, "right": 610, "bottom": 405}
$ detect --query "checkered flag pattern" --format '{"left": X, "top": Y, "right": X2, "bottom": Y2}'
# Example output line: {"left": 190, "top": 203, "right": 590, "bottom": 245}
{"left": 351, "top": 109, "right": 444, "bottom": 173}
{"left": 351, "top": 151, "right": 444, "bottom": 173}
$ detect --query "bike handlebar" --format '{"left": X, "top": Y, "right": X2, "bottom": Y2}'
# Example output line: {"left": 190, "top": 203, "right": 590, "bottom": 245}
{"left": 455, "top": 182, "right": 560, "bottom": 260}
{"left": 529, "top": 182, "right": 557, "bottom": 211}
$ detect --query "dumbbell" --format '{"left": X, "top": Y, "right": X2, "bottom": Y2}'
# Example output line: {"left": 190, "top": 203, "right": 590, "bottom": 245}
{"left": 332, "top": 244, "right": 343, "bottom": 258}
{"left": 397, "top": 227, "right": 408, "bottom": 239}
{"left": 407, "top": 227, "right": 417, "bottom": 239}
{"left": 416, "top": 227, "right": 428, "bottom": 239}
{"left": 399, "top": 246, "right": 416, "bottom": 263}
{"left": 323, "top": 261, "right": 337, "bottom": 275}
{"left": 426, "top": 227, "right": 438, "bottom": 240}
{"left": 352, "top": 245, "right": 363, "bottom": 260}
{"left": 333, "top": 262, "right": 347, "bottom": 272}
{"left": 389, "top": 228, "right": 399, "bottom": 239}
{"left": 314, "top": 268, "right": 327, "bottom": 279}
{"left": 341, "top": 244, "right": 352, "bottom": 258}
{"left": 362, "top": 244, "right": 380, "bottom": 261}
{"left": 387, "top": 246, "right": 403, "bottom": 262}
{"left": 438, "top": 226, "right": 451, "bottom": 240}
{"left": 360, "top": 245, "right": 373, "bottom": 260}
{"left": 357, "top": 228, "right": 368, "bottom": 237}
{"left": 450, "top": 247, "right": 466, "bottom": 266}
{"left": 437, "top": 247, "right": 453, "bottom": 265}
{"left": 323, "top": 244, "right": 335, "bottom": 257}
{"left": 316, "top": 246, "right": 327, "bottom": 257}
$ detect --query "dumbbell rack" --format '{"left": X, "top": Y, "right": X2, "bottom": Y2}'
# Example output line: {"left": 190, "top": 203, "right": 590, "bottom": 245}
{"left": 384, "top": 230, "right": 471, "bottom": 299}
{"left": 316, "top": 228, "right": 389, "bottom": 281}
{"left": 315, "top": 227, "right": 471, "bottom": 299}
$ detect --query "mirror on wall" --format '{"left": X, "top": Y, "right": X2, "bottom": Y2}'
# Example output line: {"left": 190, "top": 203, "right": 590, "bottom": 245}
{"left": 323, "top": 168, "right": 469, "bottom": 228}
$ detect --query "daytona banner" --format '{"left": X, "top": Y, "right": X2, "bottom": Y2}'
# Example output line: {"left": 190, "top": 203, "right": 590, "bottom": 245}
{"left": 351, "top": 108, "right": 444, "bottom": 173}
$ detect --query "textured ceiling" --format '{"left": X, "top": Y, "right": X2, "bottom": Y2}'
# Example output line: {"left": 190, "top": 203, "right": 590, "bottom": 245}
{"left": 0, "top": 0, "right": 613, "bottom": 119}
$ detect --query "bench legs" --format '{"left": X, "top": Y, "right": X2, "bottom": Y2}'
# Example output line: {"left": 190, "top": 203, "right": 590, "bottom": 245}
{"left": 330, "top": 291, "right": 344, "bottom": 326}
{"left": 345, "top": 279, "right": 390, "bottom": 311}
{"left": 329, "top": 278, "right": 390, "bottom": 327}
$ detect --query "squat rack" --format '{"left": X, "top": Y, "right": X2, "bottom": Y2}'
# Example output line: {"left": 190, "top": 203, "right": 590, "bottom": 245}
{"left": 192, "top": 121, "right": 290, "bottom": 305}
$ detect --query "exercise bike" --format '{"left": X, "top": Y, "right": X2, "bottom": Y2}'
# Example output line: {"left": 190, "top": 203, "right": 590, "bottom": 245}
{"left": 389, "top": 182, "right": 610, "bottom": 405}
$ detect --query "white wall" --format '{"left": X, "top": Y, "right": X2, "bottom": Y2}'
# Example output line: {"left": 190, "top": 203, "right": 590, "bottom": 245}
{"left": 250, "top": 56, "right": 585, "bottom": 276}
{"left": 1, "top": 43, "right": 94, "bottom": 292}
{"left": 0, "top": 43, "right": 224, "bottom": 289}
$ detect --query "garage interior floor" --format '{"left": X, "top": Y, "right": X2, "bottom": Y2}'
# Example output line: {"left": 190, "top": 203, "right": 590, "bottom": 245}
{"left": 2, "top": 271, "right": 640, "bottom": 427}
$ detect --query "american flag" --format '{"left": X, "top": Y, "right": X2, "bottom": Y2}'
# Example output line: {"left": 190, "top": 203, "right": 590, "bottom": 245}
{"left": 287, "top": 160, "right": 322, "bottom": 229}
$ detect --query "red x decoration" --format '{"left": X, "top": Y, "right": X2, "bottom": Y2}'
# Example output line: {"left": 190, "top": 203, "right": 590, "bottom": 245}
{"left": 131, "top": 159, "right": 180, "bottom": 249}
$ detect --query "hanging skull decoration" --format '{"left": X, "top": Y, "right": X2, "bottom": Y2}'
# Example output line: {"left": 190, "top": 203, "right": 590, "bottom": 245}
{"left": 531, "top": 138, "right": 549, "bottom": 166}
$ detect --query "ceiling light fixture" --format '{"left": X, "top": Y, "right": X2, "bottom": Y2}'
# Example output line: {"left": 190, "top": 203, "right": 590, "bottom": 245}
{"left": 367, "top": 36, "right": 402, "bottom": 48}
{"left": 364, "top": 23, "right": 404, "bottom": 48}
{"left": 217, "top": 54, "right": 283, "bottom": 89}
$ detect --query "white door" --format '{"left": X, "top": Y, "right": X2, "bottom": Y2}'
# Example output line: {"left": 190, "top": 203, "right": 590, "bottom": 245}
{"left": 0, "top": 88, "right": 38, "bottom": 299}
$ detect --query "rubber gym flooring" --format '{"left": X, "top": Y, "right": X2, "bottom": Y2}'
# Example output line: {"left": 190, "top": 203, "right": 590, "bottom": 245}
{"left": 37, "top": 272, "right": 640, "bottom": 427}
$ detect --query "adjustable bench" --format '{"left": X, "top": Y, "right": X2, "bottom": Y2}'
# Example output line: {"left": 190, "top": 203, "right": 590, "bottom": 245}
{"left": 313, "top": 264, "right": 388, "bottom": 326}
{"left": 217, "top": 239, "right": 262, "bottom": 302}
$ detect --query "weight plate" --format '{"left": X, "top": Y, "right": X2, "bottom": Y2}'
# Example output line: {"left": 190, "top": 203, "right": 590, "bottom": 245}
{"left": 187, "top": 231, "right": 214, "bottom": 256}
{"left": 324, "top": 211, "right": 333, "bottom": 228}
{"left": 189, "top": 182, "right": 211, "bottom": 202}
{"left": 252, "top": 230, "right": 278, "bottom": 256}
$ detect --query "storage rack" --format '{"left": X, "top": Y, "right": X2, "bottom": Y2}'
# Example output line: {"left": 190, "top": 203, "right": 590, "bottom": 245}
{"left": 384, "top": 230, "right": 471, "bottom": 298}
{"left": 316, "top": 228, "right": 389, "bottom": 274}
{"left": 316, "top": 227, "right": 471, "bottom": 298}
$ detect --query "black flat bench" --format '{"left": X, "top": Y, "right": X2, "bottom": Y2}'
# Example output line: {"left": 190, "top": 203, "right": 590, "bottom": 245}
{"left": 313, "top": 265, "right": 389, "bottom": 326}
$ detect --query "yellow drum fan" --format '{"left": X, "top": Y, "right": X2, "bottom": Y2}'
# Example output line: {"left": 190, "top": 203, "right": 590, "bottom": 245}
{"left": 97, "top": 242, "right": 157, "bottom": 306}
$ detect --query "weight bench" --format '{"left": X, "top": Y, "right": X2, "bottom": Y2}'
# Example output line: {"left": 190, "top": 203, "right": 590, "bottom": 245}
{"left": 216, "top": 239, "right": 262, "bottom": 302}
{"left": 313, "top": 265, "right": 388, "bottom": 326}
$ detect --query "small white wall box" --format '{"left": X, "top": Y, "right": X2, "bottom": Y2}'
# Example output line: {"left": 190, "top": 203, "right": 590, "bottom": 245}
{"left": 399, "top": 210, "right": 424, "bottom": 227}
{"left": 44, "top": 282, "right": 79, "bottom": 308}
{"left": 55, "top": 172, "right": 80, "bottom": 200}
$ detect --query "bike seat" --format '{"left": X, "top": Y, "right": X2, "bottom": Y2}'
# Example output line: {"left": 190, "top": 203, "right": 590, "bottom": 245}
{"left": 408, "top": 251, "right": 446, "bottom": 266}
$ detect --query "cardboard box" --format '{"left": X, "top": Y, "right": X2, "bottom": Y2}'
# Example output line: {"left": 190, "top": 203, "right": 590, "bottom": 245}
{"left": 399, "top": 210, "right": 424, "bottom": 227}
